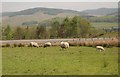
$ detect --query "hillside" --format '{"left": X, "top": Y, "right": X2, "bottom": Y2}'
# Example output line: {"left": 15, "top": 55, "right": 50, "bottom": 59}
{"left": 2, "top": 7, "right": 87, "bottom": 17}
{"left": 82, "top": 8, "right": 117, "bottom": 16}
{"left": 1, "top": 7, "right": 117, "bottom": 26}
{"left": 2, "top": 7, "right": 87, "bottom": 26}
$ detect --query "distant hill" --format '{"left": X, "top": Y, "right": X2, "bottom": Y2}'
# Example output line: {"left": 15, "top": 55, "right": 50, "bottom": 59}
{"left": 1, "top": 7, "right": 87, "bottom": 26}
{"left": 106, "top": 12, "right": 118, "bottom": 16}
{"left": 1, "top": 7, "right": 117, "bottom": 26}
{"left": 82, "top": 8, "right": 118, "bottom": 16}
{"left": 2, "top": 7, "right": 86, "bottom": 17}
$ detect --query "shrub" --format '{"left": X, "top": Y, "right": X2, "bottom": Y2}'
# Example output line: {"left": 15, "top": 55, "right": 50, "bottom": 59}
{"left": 18, "top": 43, "right": 25, "bottom": 47}
{"left": 69, "top": 42, "right": 78, "bottom": 46}
{"left": 6, "top": 43, "right": 10, "bottom": 47}
{"left": 78, "top": 42, "right": 85, "bottom": 46}
{"left": 2, "top": 44, "right": 6, "bottom": 47}
{"left": 14, "top": 44, "right": 18, "bottom": 47}
{"left": 118, "top": 41, "right": 120, "bottom": 47}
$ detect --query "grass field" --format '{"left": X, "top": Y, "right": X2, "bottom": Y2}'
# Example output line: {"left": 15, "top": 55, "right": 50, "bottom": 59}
{"left": 2, "top": 46, "right": 119, "bottom": 75}
{"left": 91, "top": 22, "right": 118, "bottom": 29}
{"left": 0, "top": 48, "right": 1, "bottom": 76}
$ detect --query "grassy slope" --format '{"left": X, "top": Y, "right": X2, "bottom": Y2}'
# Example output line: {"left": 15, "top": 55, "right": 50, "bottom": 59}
{"left": 2, "top": 46, "right": 118, "bottom": 75}
{"left": 91, "top": 22, "right": 118, "bottom": 29}
{"left": 2, "top": 12, "right": 79, "bottom": 26}
{"left": 91, "top": 22, "right": 118, "bottom": 37}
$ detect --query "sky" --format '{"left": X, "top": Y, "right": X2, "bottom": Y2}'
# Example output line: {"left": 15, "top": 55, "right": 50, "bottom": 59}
{"left": 1, "top": 2, "right": 118, "bottom": 13}
{"left": 1, "top": 0, "right": 119, "bottom": 2}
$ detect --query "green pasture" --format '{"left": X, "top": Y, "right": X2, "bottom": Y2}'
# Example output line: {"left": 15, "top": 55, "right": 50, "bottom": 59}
{"left": 2, "top": 46, "right": 119, "bottom": 75}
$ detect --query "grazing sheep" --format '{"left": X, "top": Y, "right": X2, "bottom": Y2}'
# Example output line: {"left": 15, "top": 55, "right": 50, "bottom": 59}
{"left": 44, "top": 42, "right": 52, "bottom": 48}
{"left": 60, "top": 41, "right": 69, "bottom": 49}
{"left": 96, "top": 46, "right": 105, "bottom": 51}
{"left": 30, "top": 42, "right": 39, "bottom": 48}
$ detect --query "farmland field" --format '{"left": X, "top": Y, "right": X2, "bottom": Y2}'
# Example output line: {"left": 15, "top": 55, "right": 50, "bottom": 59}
{"left": 2, "top": 46, "right": 119, "bottom": 75}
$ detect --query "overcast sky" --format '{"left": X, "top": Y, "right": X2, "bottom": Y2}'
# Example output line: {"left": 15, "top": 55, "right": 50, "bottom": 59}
{"left": 1, "top": 2, "right": 118, "bottom": 13}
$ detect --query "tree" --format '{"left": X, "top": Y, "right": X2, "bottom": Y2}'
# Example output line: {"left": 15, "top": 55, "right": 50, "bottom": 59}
{"left": 58, "top": 24, "right": 66, "bottom": 38}
{"left": 4, "top": 25, "right": 13, "bottom": 40}
{"left": 71, "top": 16, "right": 80, "bottom": 38}
{"left": 36, "top": 26, "right": 40, "bottom": 39}
{"left": 14, "top": 27, "right": 24, "bottom": 39}
{"left": 62, "top": 17, "right": 71, "bottom": 38}
{"left": 50, "top": 20, "right": 60, "bottom": 38}
{"left": 79, "top": 18, "right": 92, "bottom": 37}
{"left": 49, "top": 16, "right": 92, "bottom": 38}
{"left": 39, "top": 26, "right": 46, "bottom": 39}
{"left": 24, "top": 26, "right": 31, "bottom": 39}
{"left": 36, "top": 26, "right": 46, "bottom": 39}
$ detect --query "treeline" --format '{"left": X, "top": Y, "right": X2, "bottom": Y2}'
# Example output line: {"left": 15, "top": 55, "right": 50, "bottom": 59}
{"left": 2, "top": 16, "right": 95, "bottom": 40}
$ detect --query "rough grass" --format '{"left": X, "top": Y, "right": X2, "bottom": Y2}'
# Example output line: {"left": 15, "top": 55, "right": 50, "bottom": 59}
{"left": 2, "top": 46, "right": 119, "bottom": 75}
{"left": 0, "top": 48, "right": 2, "bottom": 76}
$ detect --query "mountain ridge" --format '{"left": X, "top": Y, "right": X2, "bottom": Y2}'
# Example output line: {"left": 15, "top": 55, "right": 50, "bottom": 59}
{"left": 1, "top": 7, "right": 117, "bottom": 17}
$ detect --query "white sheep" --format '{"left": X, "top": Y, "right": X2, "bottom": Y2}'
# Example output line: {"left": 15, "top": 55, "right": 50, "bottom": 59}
{"left": 44, "top": 42, "right": 52, "bottom": 48}
{"left": 30, "top": 42, "right": 39, "bottom": 48}
{"left": 96, "top": 46, "right": 105, "bottom": 51}
{"left": 60, "top": 41, "right": 69, "bottom": 49}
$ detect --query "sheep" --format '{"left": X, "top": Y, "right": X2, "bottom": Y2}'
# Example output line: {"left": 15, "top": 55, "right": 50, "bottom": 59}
{"left": 30, "top": 42, "right": 39, "bottom": 48}
{"left": 96, "top": 46, "right": 105, "bottom": 51}
{"left": 60, "top": 41, "right": 69, "bottom": 49}
{"left": 44, "top": 42, "right": 52, "bottom": 48}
